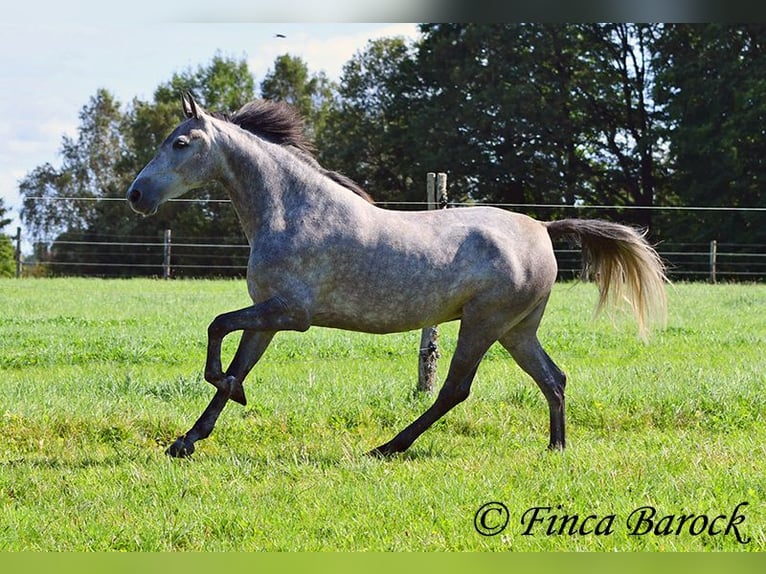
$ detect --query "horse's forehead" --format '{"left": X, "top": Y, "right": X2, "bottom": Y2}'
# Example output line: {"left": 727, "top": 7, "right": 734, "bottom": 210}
{"left": 161, "top": 118, "right": 207, "bottom": 146}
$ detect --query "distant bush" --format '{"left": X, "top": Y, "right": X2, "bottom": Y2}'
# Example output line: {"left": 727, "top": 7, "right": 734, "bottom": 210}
{"left": 0, "top": 234, "right": 15, "bottom": 277}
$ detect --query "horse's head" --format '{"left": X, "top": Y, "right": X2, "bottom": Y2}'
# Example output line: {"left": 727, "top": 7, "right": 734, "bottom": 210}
{"left": 127, "top": 92, "right": 216, "bottom": 215}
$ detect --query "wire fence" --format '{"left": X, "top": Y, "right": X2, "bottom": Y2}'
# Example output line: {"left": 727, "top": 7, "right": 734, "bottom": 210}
{"left": 10, "top": 196, "right": 766, "bottom": 282}
{"left": 18, "top": 232, "right": 766, "bottom": 283}
{"left": 20, "top": 195, "right": 766, "bottom": 212}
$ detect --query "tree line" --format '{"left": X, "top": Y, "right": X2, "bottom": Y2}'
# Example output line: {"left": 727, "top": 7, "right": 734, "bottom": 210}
{"left": 18, "top": 23, "right": 766, "bottom": 278}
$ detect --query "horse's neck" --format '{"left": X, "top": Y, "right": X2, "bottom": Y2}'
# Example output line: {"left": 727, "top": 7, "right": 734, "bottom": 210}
{"left": 214, "top": 125, "right": 341, "bottom": 241}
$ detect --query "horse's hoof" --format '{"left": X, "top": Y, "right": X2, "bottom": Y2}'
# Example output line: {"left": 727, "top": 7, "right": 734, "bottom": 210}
{"left": 166, "top": 437, "right": 194, "bottom": 458}
{"left": 366, "top": 444, "right": 395, "bottom": 459}
{"left": 229, "top": 378, "right": 247, "bottom": 405}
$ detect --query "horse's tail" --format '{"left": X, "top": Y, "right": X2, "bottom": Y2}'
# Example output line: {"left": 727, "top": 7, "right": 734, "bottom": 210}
{"left": 544, "top": 219, "right": 668, "bottom": 339}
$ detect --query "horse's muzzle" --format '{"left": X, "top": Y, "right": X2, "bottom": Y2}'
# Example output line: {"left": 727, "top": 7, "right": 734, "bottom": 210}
{"left": 126, "top": 183, "right": 158, "bottom": 216}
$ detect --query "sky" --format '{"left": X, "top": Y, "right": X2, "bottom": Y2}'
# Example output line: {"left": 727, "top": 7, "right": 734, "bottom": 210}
{"left": 0, "top": 3, "right": 422, "bottom": 235}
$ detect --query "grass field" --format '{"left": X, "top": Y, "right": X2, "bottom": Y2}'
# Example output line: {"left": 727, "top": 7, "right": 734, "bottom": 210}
{"left": 0, "top": 278, "right": 764, "bottom": 551}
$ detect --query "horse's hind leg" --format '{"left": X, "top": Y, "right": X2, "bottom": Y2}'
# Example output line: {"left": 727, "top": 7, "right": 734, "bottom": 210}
{"left": 369, "top": 322, "right": 495, "bottom": 457}
{"left": 500, "top": 331, "right": 567, "bottom": 450}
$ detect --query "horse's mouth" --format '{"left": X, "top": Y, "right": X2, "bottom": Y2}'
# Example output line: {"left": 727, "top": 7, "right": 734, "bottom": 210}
{"left": 126, "top": 186, "right": 160, "bottom": 216}
{"left": 127, "top": 201, "right": 159, "bottom": 217}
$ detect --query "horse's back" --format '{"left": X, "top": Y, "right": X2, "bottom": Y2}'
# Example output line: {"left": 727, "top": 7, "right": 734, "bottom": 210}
{"left": 308, "top": 205, "right": 558, "bottom": 333}
{"left": 379, "top": 206, "right": 556, "bottom": 281}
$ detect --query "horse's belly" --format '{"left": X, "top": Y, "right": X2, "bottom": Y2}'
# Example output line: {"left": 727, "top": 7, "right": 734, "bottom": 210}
{"left": 311, "top": 294, "right": 462, "bottom": 334}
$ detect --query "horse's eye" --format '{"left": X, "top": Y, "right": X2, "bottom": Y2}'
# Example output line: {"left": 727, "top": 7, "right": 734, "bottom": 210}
{"left": 173, "top": 137, "right": 189, "bottom": 150}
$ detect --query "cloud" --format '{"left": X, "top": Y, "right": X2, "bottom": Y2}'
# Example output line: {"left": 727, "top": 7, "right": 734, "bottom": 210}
{"left": 247, "top": 23, "right": 420, "bottom": 83}
{"left": 304, "top": 24, "right": 420, "bottom": 78}
{"left": 0, "top": 114, "right": 77, "bottom": 230}
{"left": 5, "top": 119, "right": 76, "bottom": 156}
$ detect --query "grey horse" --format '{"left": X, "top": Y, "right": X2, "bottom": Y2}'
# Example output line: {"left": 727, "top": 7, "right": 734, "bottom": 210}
{"left": 127, "top": 93, "right": 667, "bottom": 458}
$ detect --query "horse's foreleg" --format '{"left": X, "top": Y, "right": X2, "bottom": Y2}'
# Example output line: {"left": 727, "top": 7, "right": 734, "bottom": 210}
{"left": 167, "top": 299, "right": 301, "bottom": 458}
{"left": 223, "top": 330, "right": 275, "bottom": 405}
{"left": 204, "top": 297, "right": 304, "bottom": 393}
{"left": 167, "top": 330, "right": 276, "bottom": 458}
{"left": 167, "top": 386, "right": 231, "bottom": 457}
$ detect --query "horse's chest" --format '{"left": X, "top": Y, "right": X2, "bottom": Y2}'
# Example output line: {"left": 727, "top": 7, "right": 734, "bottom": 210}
{"left": 245, "top": 246, "right": 319, "bottom": 303}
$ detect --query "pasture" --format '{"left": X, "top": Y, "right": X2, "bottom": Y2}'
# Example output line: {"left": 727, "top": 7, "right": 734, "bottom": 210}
{"left": 0, "top": 278, "right": 763, "bottom": 550}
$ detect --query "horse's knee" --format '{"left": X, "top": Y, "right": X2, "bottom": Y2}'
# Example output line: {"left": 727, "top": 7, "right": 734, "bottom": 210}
{"left": 208, "top": 315, "right": 228, "bottom": 339}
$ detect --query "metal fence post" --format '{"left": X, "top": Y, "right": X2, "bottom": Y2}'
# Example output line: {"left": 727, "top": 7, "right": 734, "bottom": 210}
{"left": 709, "top": 240, "right": 717, "bottom": 284}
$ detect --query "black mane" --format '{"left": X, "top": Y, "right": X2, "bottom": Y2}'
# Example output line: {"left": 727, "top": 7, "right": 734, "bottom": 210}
{"left": 225, "top": 100, "right": 373, "bottom": 203}
{"left": 229, "top": 100, "right": 314, "bottom": 155}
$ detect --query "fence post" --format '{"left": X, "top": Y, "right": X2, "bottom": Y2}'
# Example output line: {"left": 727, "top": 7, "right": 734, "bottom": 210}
{"left": 436, "top": 172, "right": 448, "bottom": 208}
{"left": 14, "top": 227, "right": 22, "bottom": 278}
{"left": 163, "top": 229, "right": 172, "bottom": 279}
{"left": 709, "top": 240, "right": 717, "bottom": 284}
{"left": 418, "top": 172, "right": 447, "bottom": 393}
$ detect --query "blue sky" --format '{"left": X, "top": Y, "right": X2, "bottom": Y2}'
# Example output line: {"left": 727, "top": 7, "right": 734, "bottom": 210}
{"left": 0, "top": 3, "right": 420, "bottom": 233}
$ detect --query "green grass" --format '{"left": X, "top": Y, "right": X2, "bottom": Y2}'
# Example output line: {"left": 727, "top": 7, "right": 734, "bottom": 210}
{"left": 0, "top": 278, "right": 764, "bottom": 550}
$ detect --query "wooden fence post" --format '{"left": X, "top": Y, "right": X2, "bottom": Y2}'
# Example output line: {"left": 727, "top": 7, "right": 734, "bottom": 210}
{"left": 418, "top": 172, "right": 447, "bottom": 393}
{"left": 709, "top": 240, "right": 717, "bottom": 284}
{"left": 163, "top": 229, "right": 172, "bottom": 279}
{"left": 436, "top": 172, "right": 447, "bottom": 208}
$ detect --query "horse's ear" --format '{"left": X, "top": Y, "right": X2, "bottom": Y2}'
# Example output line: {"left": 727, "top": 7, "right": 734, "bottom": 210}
{"left": 182, "top": 91, "right": 201, "bottom": 119}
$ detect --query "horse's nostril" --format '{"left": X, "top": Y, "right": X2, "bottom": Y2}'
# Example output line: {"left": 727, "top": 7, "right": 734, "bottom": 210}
{"left": 128, "top": 188, "right": 142, "bottom": 204}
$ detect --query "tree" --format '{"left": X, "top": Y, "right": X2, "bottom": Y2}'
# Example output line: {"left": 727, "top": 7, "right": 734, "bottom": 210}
{"left": 411, "top": 24, "right": 671, "bottom": 231}
{"left": 17, "top": 31, "right": 766, "bottom": 278}
{"left": 653, "top": 24, "right": 766, "bottom": 244}
{"left": 317, "top": 36, "right": 422, "bottom": 204}
{"left": 0, "top": 198, "right": 10, "bottom": 230}
{"left": 115, "top": 53, "right": 257, "bottom": 276}
{"left": 260, "top": 54, "right": 336, "bottom": 140}
{"left": 20, "top": 89, "right": 126, "bottom": 243}
{"left": 0, "top": 236, "right": 13, "bottom": 278}
{"left": 574, "top": 23, "right": 667, "bottom": 230}
{"left": 414, "top": 24, "right": 591, "bottom": 216}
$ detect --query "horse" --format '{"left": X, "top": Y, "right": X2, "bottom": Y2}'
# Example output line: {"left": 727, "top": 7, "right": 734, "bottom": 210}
{"left": 126, "top": 92, "right": 667, "bottom": 458}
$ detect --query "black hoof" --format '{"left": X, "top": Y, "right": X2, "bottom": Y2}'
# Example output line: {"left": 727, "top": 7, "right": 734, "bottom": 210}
{"left": 366, "top": 443, "right": 396, "bottom": 459}
{"left": 229, "top": 379, "right": 247, "bottom": 406}
{"left": 166, "top": 437, "right": 194, "bottom": 458}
